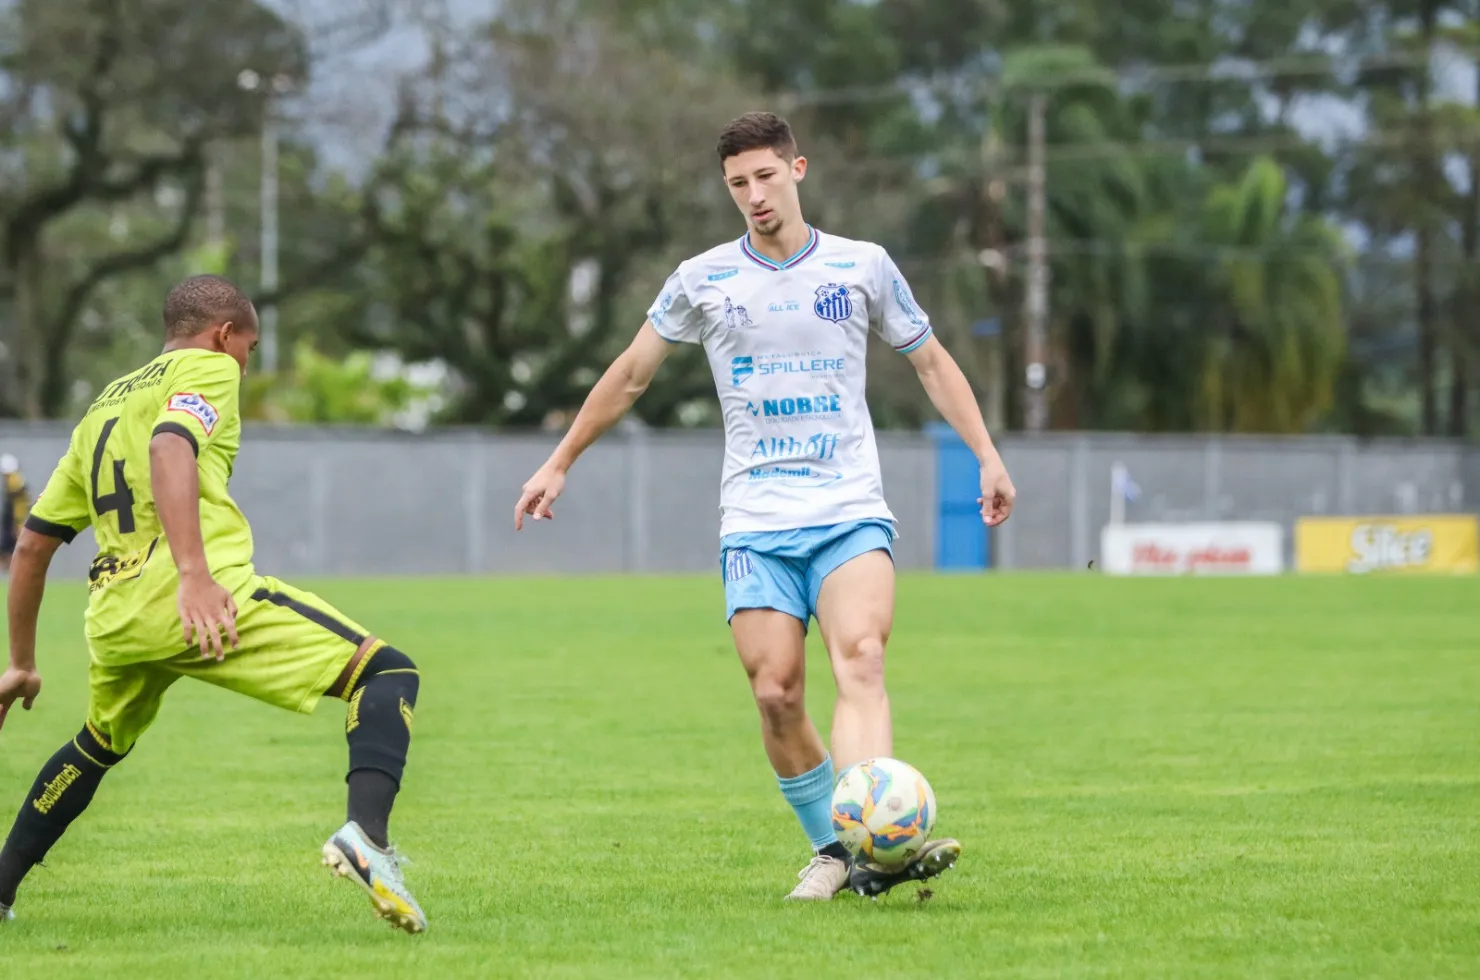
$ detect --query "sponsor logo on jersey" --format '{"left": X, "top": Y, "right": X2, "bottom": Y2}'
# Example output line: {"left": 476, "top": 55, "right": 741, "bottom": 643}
{"left": 767, "top": 300, "right": 802, "bottom": 313}
{"left": 730, "top": 352, "right": 844, "bottom": 387}
{"left": 746, "top": 393, "right": 843, "bottom": 422}
{"left": 649, "top": 290, "right": 676, "bottom": 328}
{"left": 746, "top": 464, "right": 844, "bottom": 488}
{"left": 892, "top": 278, "right": 927, "bottom": 328}
{"left": 724, "top": 296, "right": 754, "bottom": 330}
{"left": 825, "top": 260, "right": 856, "bottom": 268}
{"left": 167, "top": 392, "right": 220, "bottom": 435}
{"left": 749, "top": 433, "right": 840, "bottom": 461}
{"left": 756, "top": 355, "right": 845, "bottom": 379}
{"left": 707, "top": 268, "right": 740, "bottom": 281}
{"left": 813, "top": 283, "right": 853, "bottom": 323}
{"left": 731, "top": 356, "right": 754, "bottom": 386}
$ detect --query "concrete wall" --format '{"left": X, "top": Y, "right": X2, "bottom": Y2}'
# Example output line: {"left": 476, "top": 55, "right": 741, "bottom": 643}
{"left": 1, "top": 422, "right": 1472, "bottom": 578}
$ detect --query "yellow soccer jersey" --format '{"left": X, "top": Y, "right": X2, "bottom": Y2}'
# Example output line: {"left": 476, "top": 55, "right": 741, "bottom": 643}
{"left": 26, "top": 349, "right": 256, "bottom": 661}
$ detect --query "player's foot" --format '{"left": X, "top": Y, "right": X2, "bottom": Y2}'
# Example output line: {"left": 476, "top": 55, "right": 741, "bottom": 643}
{"left": 849, "top": 837, "right": 961, "bottom": 899}
{"left": 0, "top": 902, "right": 13, "bottom": 923}
{"left": 785, "top": 853, "right": 851, "bottom": 901}
{"left": 321, "top": 821, "right": 427, "bottom": 934}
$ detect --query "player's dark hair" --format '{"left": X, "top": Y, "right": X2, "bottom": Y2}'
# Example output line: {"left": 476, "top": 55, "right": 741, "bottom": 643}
{"left": 716, "top": 112, "right": 799, "bottom": 165}
{"left": 162, "top": 274, "right": 256, "bottom": 339}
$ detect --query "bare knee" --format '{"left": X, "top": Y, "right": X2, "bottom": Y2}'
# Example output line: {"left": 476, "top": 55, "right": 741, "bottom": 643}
{"left": 832, "top": 634, "right": 887, "bottom": 698}
{"left": 749, "top": 667, "right": 807, "bottom": 732}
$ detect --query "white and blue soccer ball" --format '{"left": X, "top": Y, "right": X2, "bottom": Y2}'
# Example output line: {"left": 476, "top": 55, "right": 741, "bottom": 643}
{"left": 830, "top": 757, "right": 937, "bottom": 870}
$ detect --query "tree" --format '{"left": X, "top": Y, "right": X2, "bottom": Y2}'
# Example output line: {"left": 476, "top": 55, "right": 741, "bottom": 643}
{"left": 337, "top": 0, "right": 754, "bottom": 427}
{"left": 0, "top": 0, "right": 307, "bottom": 418}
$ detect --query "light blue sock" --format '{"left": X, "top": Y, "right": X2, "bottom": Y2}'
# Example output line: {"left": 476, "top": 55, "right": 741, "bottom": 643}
{"left": 777, "top": 755, "right": 838, "bottom": 850}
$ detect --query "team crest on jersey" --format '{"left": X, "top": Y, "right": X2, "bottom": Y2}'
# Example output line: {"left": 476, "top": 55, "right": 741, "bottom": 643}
{"left": 167, "top": 392, "right": 219, "bottom": 434}
{"left": 813, "top": 283, "right": 852, "bottom": 323}
{"left": 724, "top": 296, "right": 754, "bottom": 330}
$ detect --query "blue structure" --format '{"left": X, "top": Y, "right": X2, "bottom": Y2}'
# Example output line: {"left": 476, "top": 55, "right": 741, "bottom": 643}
{"left": 927, "top": 422, "right": 990, "bottom": 570}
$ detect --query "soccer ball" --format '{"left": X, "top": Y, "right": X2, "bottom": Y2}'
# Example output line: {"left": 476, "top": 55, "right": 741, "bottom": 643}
{"left": 830, "top": 757, "right": 936, "bottom": 870}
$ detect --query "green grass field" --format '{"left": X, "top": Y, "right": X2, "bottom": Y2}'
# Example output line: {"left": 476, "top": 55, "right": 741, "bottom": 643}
{"left": 1, "top": 572, "right": 1477, "bottom": 978}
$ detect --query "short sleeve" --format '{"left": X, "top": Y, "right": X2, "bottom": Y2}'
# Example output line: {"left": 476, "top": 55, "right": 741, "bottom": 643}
{"left": 25, "top": 446, "right": 90, "bottom": 543}
{"left": 872, "top": 248, "right": 934, "bottom": 355}
{"left": 646, "top": 268, "right": 704, "bottom": 345}
{"left": 151, "top": 353, "right": 240, "bottom": 458}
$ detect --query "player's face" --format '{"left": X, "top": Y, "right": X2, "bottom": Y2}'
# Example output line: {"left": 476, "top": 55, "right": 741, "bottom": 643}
{"left": 723, "top": 147, "right": 806, "bottom": 238}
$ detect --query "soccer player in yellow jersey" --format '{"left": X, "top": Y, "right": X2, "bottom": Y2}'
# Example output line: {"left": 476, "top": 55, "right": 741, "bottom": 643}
{"left": 0, "top": 275, "right": 427, "bottom": 933}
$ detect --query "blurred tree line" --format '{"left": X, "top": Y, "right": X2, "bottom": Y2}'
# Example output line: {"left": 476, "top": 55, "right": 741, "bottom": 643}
{"left": 1, "top": 0, "right": 1477, "bottom": 437}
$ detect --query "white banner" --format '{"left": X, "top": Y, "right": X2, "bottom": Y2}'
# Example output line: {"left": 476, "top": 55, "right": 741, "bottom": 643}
{"left": 1099, "top": 522, "right": 1284, "bottom": 576}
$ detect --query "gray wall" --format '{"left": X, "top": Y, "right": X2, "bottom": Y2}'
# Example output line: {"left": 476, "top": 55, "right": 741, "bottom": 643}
{"left": 1, "top": 422, "right": 1473, "bottom": 578}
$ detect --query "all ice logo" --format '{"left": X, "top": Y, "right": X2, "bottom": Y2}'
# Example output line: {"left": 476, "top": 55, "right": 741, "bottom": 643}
{"left": 768, "top": 300, "right": 802, "bottom": 313}
{"left": 731, "top": 356, "right": 754, "bottom": 387}
{"left": 724, "top": 296, "right": 754, "bottom": 330}
{"left": 813, "top": 283, "right": 852, "bottom": 324}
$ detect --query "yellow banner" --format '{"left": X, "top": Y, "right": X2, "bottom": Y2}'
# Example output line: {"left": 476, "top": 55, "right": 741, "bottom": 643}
{"left": 1295, "top": 515, "right": 1479, "bottom": 574}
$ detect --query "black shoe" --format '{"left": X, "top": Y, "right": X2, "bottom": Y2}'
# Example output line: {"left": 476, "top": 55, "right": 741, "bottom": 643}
{"left": 849, "top": 838, "right": 961, "bottom": 898}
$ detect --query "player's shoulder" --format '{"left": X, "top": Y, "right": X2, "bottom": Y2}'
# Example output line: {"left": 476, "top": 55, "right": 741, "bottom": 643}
{"left": 164, "top": 348, "right": 242, "bottom": 381}
{"left": 673, "top": 238, "right": 748, "bottom": 284}
{"left": 812, "top": 230, "right": 890, "bottom": 268}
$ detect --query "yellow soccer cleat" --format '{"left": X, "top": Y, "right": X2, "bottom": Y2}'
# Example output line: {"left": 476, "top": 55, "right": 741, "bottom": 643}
{"left": 322, "top": 821, "right": 427, "bottom": 934}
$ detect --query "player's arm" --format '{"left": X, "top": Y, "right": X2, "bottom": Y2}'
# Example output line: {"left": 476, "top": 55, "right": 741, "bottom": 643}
{"left": 515, "top": 321, "right": 673, "bottom": 529}
{"left": 905, "top": 336, "right": 1015, "bottom": 526}
{"left": 150, "top": 355, "right": 243, "bottom": 659}
{"left": 0, "top": 448, "right": 90, "bottom": 728}
{"left": 0, "top": 527, "right": 62, "bottom": 728}
{"left": 873, "top": 246, "right": 1015, "bottom": 525}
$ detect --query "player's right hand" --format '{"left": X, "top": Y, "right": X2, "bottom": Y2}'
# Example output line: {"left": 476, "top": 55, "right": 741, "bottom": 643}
{"left": 177, "top": 571, "right": 240, "bottom": 662}
{"left": 515, "top": 463, "right": 566, "bottom": 530}
{"left": 0, "top": 667, "right": 42, "bottom": 731}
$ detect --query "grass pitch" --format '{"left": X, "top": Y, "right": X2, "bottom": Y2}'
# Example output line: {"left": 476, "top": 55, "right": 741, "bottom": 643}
{"left": 1, "top": 572, "right": 1477, "bottom": 978}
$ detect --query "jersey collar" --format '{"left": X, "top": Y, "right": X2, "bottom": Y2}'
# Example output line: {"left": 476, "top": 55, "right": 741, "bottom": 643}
{"left": 741, "top": 225, "right": 819, "bottom": 271}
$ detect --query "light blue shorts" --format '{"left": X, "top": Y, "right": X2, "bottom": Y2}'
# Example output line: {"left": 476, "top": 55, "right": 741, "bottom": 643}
{"left": 719, "top": 519, "right": 896, "bottom": 628}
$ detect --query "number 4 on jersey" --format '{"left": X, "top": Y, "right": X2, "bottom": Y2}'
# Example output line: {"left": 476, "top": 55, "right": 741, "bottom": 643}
{"left": 91, "top": 416, "right": 136, "bottom": 533}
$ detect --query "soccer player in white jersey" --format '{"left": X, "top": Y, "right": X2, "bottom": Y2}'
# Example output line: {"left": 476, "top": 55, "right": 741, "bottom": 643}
{"left": 515, "top": 112, "right": 1016, "bottom": 901}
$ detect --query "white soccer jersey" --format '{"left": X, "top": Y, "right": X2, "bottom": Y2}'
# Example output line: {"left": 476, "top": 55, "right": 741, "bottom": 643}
{"left": 646, "top": 226, "right": 934, "bottom": 537}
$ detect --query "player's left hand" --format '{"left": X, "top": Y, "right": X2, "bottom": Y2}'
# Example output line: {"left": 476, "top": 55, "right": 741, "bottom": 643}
{"left": 515, "top": 463, "right": 566, "bottom": 530}
{"left": 0, "top": 666, "right": 42, "bottom": 731}
{"left": 978, "top": 454, "right": 1016, "bottom": 526}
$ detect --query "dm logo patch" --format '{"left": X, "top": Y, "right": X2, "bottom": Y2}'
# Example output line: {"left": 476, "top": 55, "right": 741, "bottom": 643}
{"left": 813, "top": 283, "right": 852, "bottom": 323}
{"left": 723, "top": 548, "right": 755, "bottom": 583}
{"left": 167, "top": 392, "right": 220, "bottom": 435}
{"left": 724, "top": 296, "right": 754, "bottom": 330}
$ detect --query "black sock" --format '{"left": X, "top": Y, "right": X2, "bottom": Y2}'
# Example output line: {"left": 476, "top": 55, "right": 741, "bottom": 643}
{"left": 347, "top": 770, "right": 398, "bottom": 848}
{"left": 0, "top": 727, "right": 123, "bottom": 905}
{"left": 344, "top": 646, "right": 419, "bottom": 849}
{"left": 819, "top": 841, "right": 851, "bottom": 863}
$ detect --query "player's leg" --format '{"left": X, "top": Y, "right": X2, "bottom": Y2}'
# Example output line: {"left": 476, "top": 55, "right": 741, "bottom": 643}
{"left": 723, "top": 542, "right": 850, "bottom": 900}
{"left": 164, "top": 576, "right": 426, "bottom": 933}
{"left": 813, "top": 547, "right": 895, "bottom": 770}
{"left": 808, "top": 524, "right": 961, "bottom": 898}
{"left": 0, "top": 663, "right": 175, "bottom": 915}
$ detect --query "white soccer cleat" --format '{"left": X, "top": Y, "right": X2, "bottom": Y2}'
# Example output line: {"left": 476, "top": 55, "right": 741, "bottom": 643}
{"left": 321, "top": 821, "right": 427, "bottom": 934}
{"left": 785, "top": 853, "right": 851, "bottom": 901}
